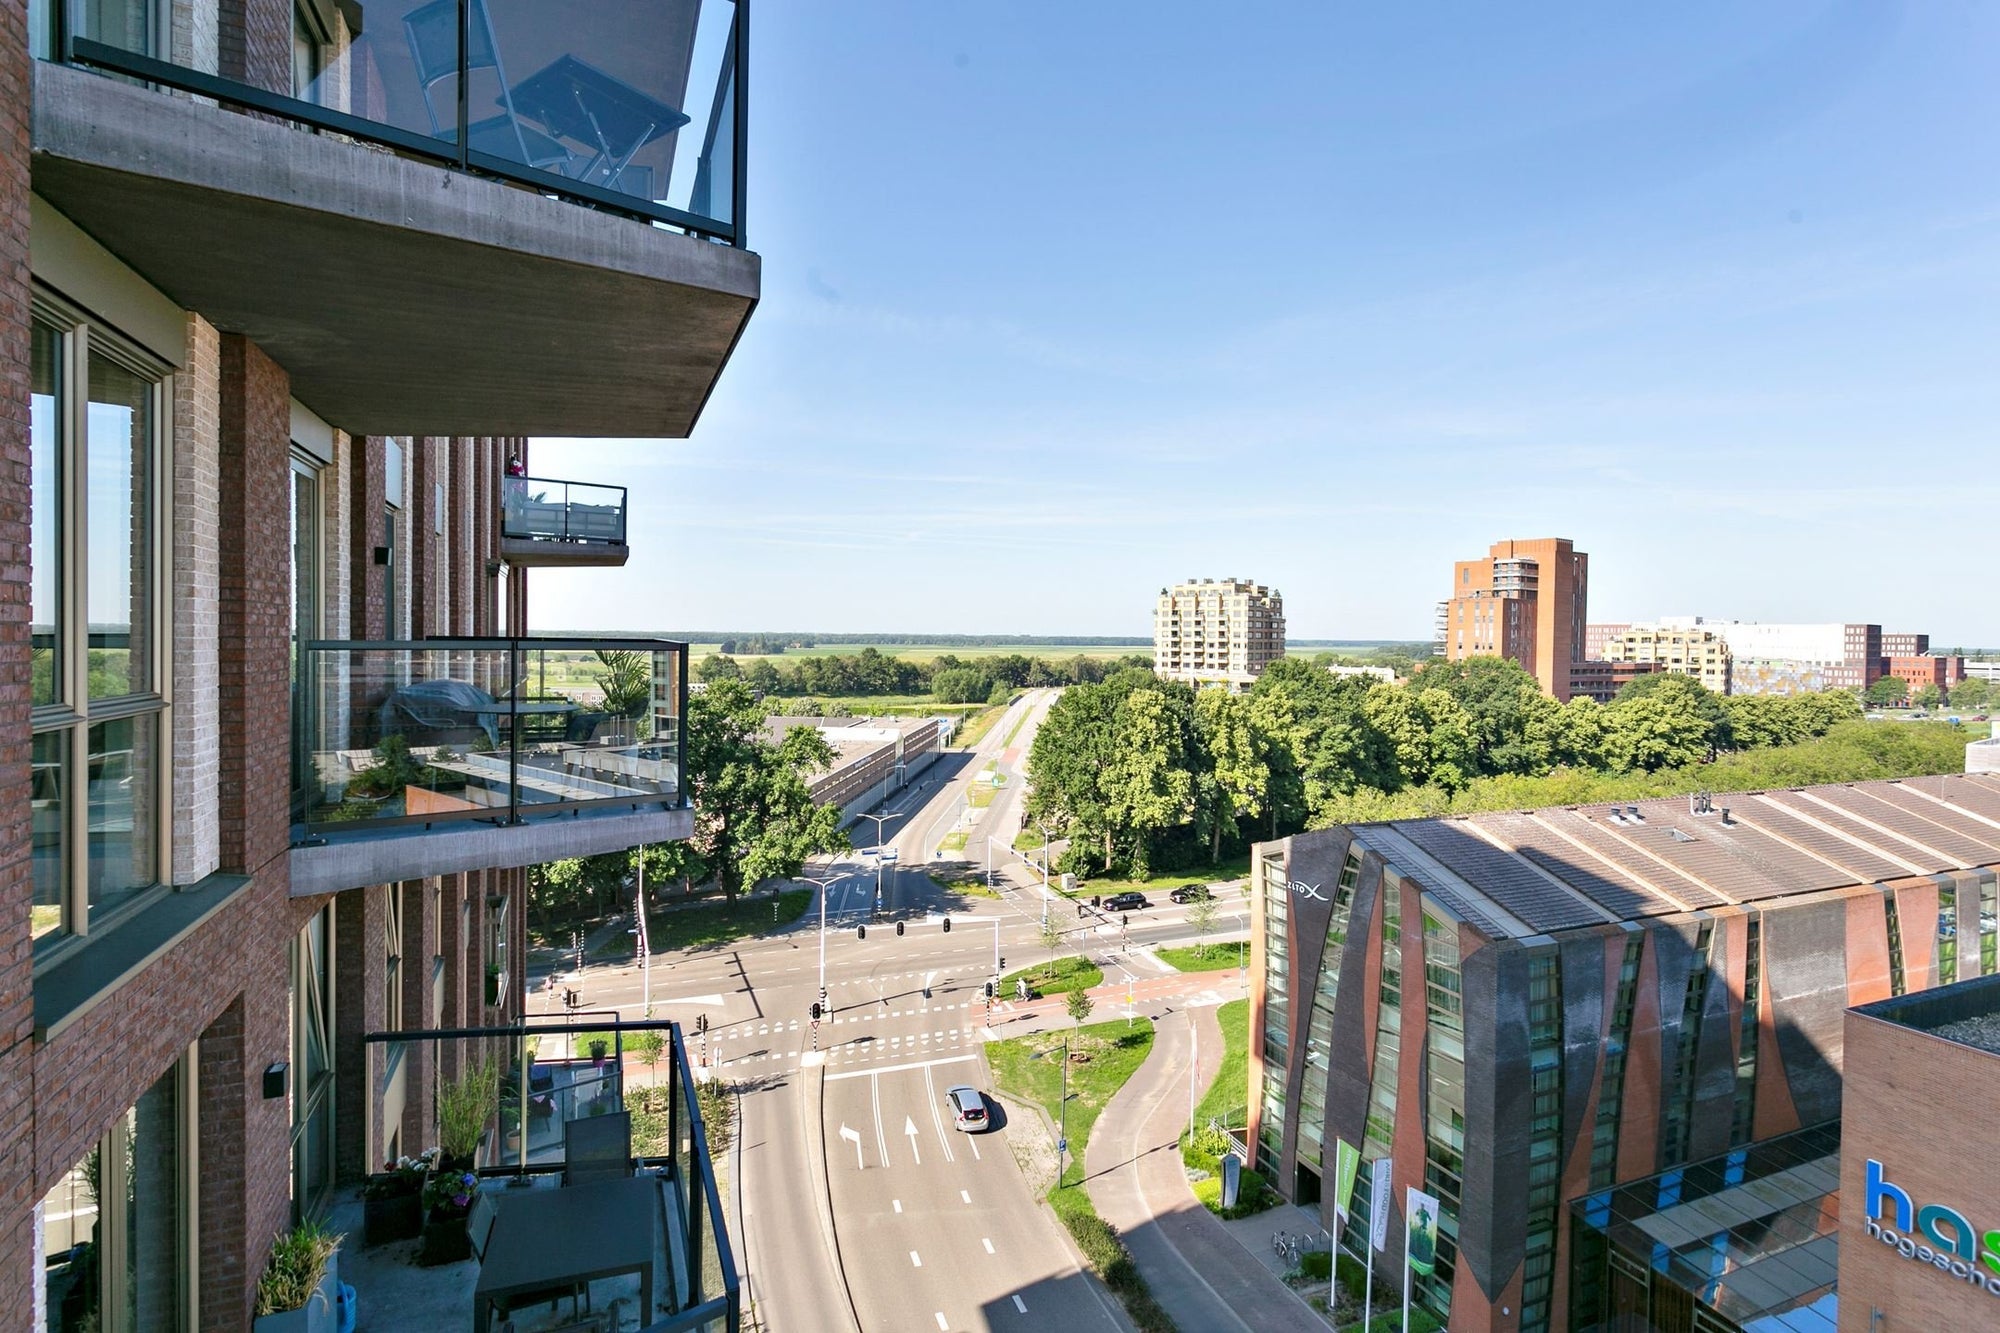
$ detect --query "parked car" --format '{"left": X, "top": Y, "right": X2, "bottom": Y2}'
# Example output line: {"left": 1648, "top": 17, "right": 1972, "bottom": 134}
{"left": 1169, "top": 885, "right": 1213, "bottom": 905}
{"left": 1104, "top": 891, "right": 1151, "bottom": 912}
{"left": 945, "top": 1085, "right": 988, "bottom": 1132}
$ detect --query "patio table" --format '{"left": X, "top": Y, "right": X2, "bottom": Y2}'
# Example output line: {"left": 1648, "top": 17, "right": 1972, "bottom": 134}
{"left": 473, "top": 1174, "right": 662, "bottom": 1332}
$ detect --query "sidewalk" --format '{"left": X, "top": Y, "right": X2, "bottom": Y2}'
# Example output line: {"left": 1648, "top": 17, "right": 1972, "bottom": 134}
{"left": 1084, "top": 1001, "right": 1328, "bottom": 1333}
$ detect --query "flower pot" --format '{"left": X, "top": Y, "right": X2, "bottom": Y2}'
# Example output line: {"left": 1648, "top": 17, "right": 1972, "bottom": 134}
{"left": 253, "top": 1255, "right": 340, "bottom": 1333}
{"left": 416, "top": 1209, "right": 472, "bottom": 1267}
{"left": 361, "top": 1185, "right": 423, "bottom": 1247}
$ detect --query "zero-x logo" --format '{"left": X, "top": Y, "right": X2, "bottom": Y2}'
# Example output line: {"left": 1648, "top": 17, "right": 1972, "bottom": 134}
{"left": 1863, "top": 1160, "right": 2000, "bottom": 1297}
{"left": 1286, "top": 880, "right": 1328, "bottom": 903}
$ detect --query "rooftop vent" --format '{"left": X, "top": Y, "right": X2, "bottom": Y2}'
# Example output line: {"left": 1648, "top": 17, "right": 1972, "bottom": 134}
{"left": 1627, "top": 805, "right": 1644, "bottom": 822}
{"left": 1669, "top": 828, "right": 1697, "bottom": 844}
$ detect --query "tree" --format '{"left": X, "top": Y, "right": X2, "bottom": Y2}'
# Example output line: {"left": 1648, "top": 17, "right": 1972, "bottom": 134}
{"left": 1187, "top": 893, "right": 1220, "bottom": 958}
{"left": 1611, "top": 674, "right": 1730, "bottom": 755}
{"left": 1249, "top": 660, "right": 1396, "bottom": 824}
{"left": 1600, "top": 689, "right": 1714, "bottom": 772}
{"left": 1405, "top": 656, "right": 1551, "bottom": 775}
{"left": 1040, "top": 915, "right": 1064, "bottom": 980}
{"left": 1099, "top": 688, "right": 1198, "bottom": 878}
{"left": 695, "top": 653, "right": 742, "bottom": 684}
{"left": 1915, "top": 683, "right": 1944, "bottom": 711}
{"left": 1193, "top": 691, "right": 1271, "bottom": 862}
{"left": 1865, "top": 676, "right": 1910, "bottom": 708}
{"left": 932, "top": 666, "right": 993, "bottom": 704}
{"left": 685, "top": 679, "right": 851, "bottom": 903}
{"left": 1066, "top": 987, "right": 1094, "bottom": 1031}
{"left": 1952, "top": 676, "right": 1991, "bottom": 709}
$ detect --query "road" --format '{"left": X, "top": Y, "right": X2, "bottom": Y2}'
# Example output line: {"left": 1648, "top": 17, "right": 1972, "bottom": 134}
{"left": 536, "top": 687, "right": 1250, "bottom": 1331}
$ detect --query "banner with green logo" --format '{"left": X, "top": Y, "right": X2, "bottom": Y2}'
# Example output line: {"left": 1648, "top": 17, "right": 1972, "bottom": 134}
{"left": 1406, "top": 1187, "right": 1441, "bottom": 1277}
{"left": 1332, "top": 1140, "right": 1361, "bottom": 1230}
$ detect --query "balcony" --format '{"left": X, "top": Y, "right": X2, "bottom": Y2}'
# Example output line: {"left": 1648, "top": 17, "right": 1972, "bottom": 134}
{"left": 502, "top": 476, "right": 629, "bottom": 568}
{"left": 290, "top": 637, "right": 690, "bottom": 896}
{"left": 339, "top": 1018, "right": 739, "bottom": 1331}
{"left": 32, "top": 0, "right": 754, "bottom": 437}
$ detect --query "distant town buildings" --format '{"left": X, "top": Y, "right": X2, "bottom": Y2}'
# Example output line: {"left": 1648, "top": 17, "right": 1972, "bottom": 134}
{"left": 1575, "top": 615, "right": 1967, "bottom": 699}
{"left": 1324, "top": 663, "right": 1399, "bottom": 684}
{"left": 1436, "top": 537, "right": 1589, "bottom": 701}
{"left": 1566, "top": 657, "right": 1662, "bottom": 704}
{"left": 1153, "top": 578, "right": 1286, "bottom": 691}
{"left": 1598, "top": 622, "right": 1733, "bottom": 694}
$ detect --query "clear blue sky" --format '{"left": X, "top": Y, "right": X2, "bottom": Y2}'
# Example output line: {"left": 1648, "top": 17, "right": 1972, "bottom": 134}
{"left": 533, "top": 1, "right": 2000, "bottom": 648}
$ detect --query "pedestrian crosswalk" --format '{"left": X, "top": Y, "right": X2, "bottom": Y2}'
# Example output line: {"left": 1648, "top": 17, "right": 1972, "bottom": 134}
{"left": 714, "top": 1025, "right": 975, "bottom": 1072}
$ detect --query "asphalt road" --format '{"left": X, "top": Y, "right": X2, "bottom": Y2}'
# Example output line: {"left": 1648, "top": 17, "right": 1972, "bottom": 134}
{"left": 535, "top": 688, "right": 1249, "bottom": 1331}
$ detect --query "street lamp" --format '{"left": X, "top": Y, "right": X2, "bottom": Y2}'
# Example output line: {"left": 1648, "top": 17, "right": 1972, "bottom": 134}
{"left": 1036, "top": 820, "right": 1058, "bottom": 927}
{"left": 856, "top": 809, "right": 902, "bottom": 906}
{"left": 814, "top": 867, "right": 866, "bottom": 1014}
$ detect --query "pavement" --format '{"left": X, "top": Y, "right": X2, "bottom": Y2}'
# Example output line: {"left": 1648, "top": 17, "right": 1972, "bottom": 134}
{"left": 1085, "top": 1002, "right": 1332, "bottom": 1333}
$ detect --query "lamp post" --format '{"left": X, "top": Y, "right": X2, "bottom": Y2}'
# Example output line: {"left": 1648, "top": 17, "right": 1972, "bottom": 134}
{"left": 856, "top": 810, "right": 900, "bottom": 907}
{"left": 1036, "top": 820, "right": 1057, "bottom": 928}
{"left": 815, "top": 868, "right": 865, "bottom": 1014}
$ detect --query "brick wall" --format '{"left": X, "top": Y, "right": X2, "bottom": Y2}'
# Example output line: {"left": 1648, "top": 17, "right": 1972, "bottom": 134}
{"left": 217, "top": 0, "right": 288, "bottom": 93}
{"left": 0, "top": 0, "right": 38, "bottom": 1303}
{"left": 172, "top": 314, "right": 221, "bottom": 884}
{"left": 347, "top": 437, "right": 385, "bottom": 640}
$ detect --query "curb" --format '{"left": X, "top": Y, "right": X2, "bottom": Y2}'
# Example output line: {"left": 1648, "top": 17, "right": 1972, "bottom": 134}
{"left": 804, "top": 1063, "right": 865, "bottom": 1333}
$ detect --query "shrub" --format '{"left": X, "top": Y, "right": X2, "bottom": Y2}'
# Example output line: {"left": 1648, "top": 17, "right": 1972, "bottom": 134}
{"left": 254, "top": 1219, "right": 343, "bottom": 1316}
{"left": 1299, "top": 1249, "right": 1333, "bottom": 1281}
{"left": 696, "top": 1079, "right": 734, "bottom": 1153}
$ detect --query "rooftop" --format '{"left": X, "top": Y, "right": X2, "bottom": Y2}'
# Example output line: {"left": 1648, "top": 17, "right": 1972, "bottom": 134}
{"left": 1343, "top": 773, "right": 2000, "bottom": 939}
{"left": 1852, "top": 971, "right": 2000, "bottom": 1056}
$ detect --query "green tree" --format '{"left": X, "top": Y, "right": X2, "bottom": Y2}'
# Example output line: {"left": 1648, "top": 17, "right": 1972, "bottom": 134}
{"left": 695, "top": 653, "right": 743, "bottom": 683}
{"left": 1193, "top": 690, "right": 1271, "bottom": 862}
{"left": 1951, "top": 676, "right": 1990, "bottom": 709}
{"left": 1187, "top": 893, "right": 1220, "bottom": 958}
{"left": 1865, "top": 676, "right": 1910, "bottom": 707}
{"left": 1600, "top": 689, "right": 1714, "bottom": 772}
{"left": 1611, "top": 673, "right": 1730, "bottom": 755}
{"left": 1040, "top": 915, "right": 1065, "bottom": 980}
{"left": 1249, "top": 660, "right": 1396, "bottom": 824}
{"left": 1099, "top": 688, "right": 1198, "bottom": 878}
{"left": 1405, "top": 656, "right": 1551, "bottom": 775}
{"left": 1915, "top": 683, "right": 1944, "bottom": 711}
{"left": 1066, "top": 987, "right": 1095, "bottom": 1031}
{"left": 685, "top": 679, "right": 851, "bottom": 903}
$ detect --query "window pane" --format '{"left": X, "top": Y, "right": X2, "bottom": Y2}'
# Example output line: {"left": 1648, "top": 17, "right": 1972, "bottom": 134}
{"left": 33, "top": 730, "right": 68, "bottom": 941}
{"left": 32, "top": 322, "right": 60, "bottom": 707}
{"left": 87, "top": 355, "right": 154, "bottom": 700}
{"left": 126, "top": 1067, "right": 183, "bottom": 1332}
{"left": 88, "top": 713, "right": 159, "bottom": 919}
{"left": 40, "top": 1146, "right": 100, "bottom": 1331}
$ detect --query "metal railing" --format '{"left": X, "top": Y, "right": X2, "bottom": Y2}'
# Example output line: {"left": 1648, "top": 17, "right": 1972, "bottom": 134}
{"left": 362, "top": 1016, "right": 740, "bottom": 1331}
{"left": 291, "top": 636, "right": 686, "bottom": 835}
{"left": 54, "top": 0, "right": 746, "bottom": 243}
{"left": 502, "top": 475, "right": 628, "bottom": 547}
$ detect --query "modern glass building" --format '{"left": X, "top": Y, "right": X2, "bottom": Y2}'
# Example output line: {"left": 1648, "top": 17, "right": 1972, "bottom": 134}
{"left": 1249, "top": 774, "right": 2000, "bottom": 1332}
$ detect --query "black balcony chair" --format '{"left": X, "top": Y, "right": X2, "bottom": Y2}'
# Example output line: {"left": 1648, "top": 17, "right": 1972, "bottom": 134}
{"left": 404, "top": 0, "right": 571, "bottom": 173}
{"left": 563, "top": 1110, "right": 633, "bottom": 1187}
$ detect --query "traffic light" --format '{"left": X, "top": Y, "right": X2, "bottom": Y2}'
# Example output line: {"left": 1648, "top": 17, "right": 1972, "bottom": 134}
{"left": 810, "top": 1001, "right": 822, "bottom": 1020}
{"left": 984, "top": 981, "right": 995, "bottom": 999}
{"left": 998, "top": 956, "right": 1006, "bottom": 971}
{"left": 896, "top": 921, "right": 905, "bottom": 936}
{"left": 1122, "top": 914, "right": 1129, "bottom": 929}
{"left": 696, "top": 1014, "right": 708, "bottom": 1034}
{"left": 941, "top": 916, "right": 951, "bottom": 933}
{"left": 857, "top": 925, "right": 867, "bottom": 939}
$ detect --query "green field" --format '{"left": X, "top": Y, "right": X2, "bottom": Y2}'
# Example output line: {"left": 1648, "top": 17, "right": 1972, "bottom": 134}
{"left": 1000, "top": 955, "right": 1103, "bottom": 997}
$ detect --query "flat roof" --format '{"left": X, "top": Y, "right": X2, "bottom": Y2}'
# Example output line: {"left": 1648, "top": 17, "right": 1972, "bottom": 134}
{"left": 1343, "top": 774, "right": 2000, "bottom": 938}
{"left": 1852, "top": 972, "right": 2000, "bottom": 1055}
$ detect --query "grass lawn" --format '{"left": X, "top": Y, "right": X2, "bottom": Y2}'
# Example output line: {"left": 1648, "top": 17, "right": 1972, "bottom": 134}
{"left": 593, "top": 889, "right": 812, "bottom": 960}
{"left": 931, "top": 871, "right": 1000, "bottom": 900}
{"left": 1196, "top": 998, "right": 1249, "bottom": 1131}
{"left": 1000, "top": 706, "right": 1034, "bottom": 750}
{"left": 1073, "top": 853, "right": 1253, "bottom": 897}
{"left": 939, "top": 830, "right": 969, "bottom": 853}
{"left": 769, "top": 694, "right": 985, "bottom": 716}
{"left": 968, "top": 777, "right": 1002, "bottom": 809}
{"left": 1157, "top": 944, "right": 1247, "bottom": 974}
{"left": 987, "top": 1018, "right": 1154, "bottom": 1191}
{"left": 1000, "top": 955, "right": 1103, "bottom": 997}
{"left": 951, "top": 703, "right": 1008, "bottom": 749}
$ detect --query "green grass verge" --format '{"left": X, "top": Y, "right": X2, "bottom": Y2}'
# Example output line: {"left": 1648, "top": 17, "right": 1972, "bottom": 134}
{"left": 939, "top": 830, "right": 969, "bottom": 853}
{"left": 1000, "top": 706, "right": 1034, "bottom": 750}
{"left": 1156, "top": 944, "right": 1246, "bottom": 973}
{"left": 989, "top": 1020, "right": 1170, "bottom": 1331}
{"left": 594, "top": 889, "right": 812, "bottom": 960}
{"left": 1073, "top": 854, "right": 1253, "bottom": 897}
{"left": 931, "top": 871, "right": 1000, "bottom": 900}
{"left": 1197, "top": 998, "right": 1250, "bottom": 1130}
{"left": 952, "top": 703, "right": 1008, "bottom": 750}
{"left": 1000, "top": 955, "right": 1103, "bottom": 997}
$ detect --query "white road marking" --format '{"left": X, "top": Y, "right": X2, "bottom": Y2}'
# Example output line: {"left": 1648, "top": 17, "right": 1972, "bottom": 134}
{"left": 966, "top": 1132, "right": 981, "bottom": 1161}
{"left": 935, "top": 1313, "right": 949, "bottom": 1330}
{"left": 961, "top": 1190, "right": 971, "bottom": 1204}
{"left": 911, "top": 1251, "right": 922, "bottom": 1267}
{"left": 982, "top": 1238, "right": 994, "bottom": 1254}
{"left": 893, "top": 1199, "right": 902, "bottom": 1213}
{"left": 1012, "top": 1295, "right": 1027, "bottom": 1314}
{"left": 870, "top": 1074, "right": 889, "bottom": 1166}
{"left": 826, "top": 1054, "right": 978, "bottom": 1082}
{"left": 904, "top": 1115, "right": 924, "bottom": 1166}
{"left": 922, "top": 1065, "right": 956, "bottom": 1163}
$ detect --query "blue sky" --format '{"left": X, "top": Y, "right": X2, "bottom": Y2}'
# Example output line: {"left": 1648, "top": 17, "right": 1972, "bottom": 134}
{"left": 533, "top": 1, "right": 2000, "bottom": 647}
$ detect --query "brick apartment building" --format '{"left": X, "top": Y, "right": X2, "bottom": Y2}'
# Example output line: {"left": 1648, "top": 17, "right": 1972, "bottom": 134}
{"left": 1249, "top": 773, "right": 2000, "bottom": 1333}
{"left": 1883, "top": 654, "right": 1967, "bottom": 699}
{"left": 5, "top": 2, "right": 750, "bottom": 1326}
{"left": 1437, "top": 537, "right": 1588, "bottom": 701}
{"left": 1153, "top": 577, "right": 1286, "bottom": 692}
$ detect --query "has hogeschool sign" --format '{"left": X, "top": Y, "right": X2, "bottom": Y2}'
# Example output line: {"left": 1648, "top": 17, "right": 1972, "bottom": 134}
{"left": 1863, "top": 1160, "right": 2000, "bottom": 1297}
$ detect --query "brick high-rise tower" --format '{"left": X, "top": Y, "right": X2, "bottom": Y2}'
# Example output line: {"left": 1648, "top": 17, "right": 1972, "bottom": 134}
{"left": 1438, "top": 537, "right": 1589, "bottom": 700}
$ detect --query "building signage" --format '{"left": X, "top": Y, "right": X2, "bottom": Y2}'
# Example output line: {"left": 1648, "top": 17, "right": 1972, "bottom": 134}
{"left": 1862, "top": 1160, "right": 2000, "bottom": 1296}
{"left": 1287, "top": 879, "right": 1329, "bottom": 902}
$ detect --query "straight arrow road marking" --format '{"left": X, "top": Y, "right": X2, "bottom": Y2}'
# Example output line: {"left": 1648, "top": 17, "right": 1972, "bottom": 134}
{"left": 904, "top": 1115, "right": 923, "bottom": 1166}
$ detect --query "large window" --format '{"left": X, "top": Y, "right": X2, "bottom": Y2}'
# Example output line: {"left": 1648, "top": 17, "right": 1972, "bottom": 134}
{"left": 31, "top": 306, "right": 169, "bottom": 950}
{"left": 291, "top": 907, "right": 336, "bottom": 1217}
{"left": 38, "top": 1057, "right": 192, "bottom": 1332}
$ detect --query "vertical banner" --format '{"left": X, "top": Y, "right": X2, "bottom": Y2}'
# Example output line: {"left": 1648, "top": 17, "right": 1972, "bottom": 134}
{"left": 1369, "top": 1157, "right": 1395, "bottom": 1252}
{"left": 1405, "top": 1186, "right": 1441, "bottom": 1276}
{"left": 1332, "top": 1139, "right": 1361, "bottom": 1231}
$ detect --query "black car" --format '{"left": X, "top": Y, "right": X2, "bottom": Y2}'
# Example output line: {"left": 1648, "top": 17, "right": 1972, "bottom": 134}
{"left": 1169, "top": 885, "right": 1213, "bottom": 905}
{"left": 1104, "top": 891, "right": 1150, "bottom": 912}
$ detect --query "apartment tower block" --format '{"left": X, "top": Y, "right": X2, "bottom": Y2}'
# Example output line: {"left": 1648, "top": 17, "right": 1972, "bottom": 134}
{"left": 1438, "top": 538, "right": 1589, "bottom": 701}
{"left": 1153, "top": 578, "right": 1286, "bottom": 691}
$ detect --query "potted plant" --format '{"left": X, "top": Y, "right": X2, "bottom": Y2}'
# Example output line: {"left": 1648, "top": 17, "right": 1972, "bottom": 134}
{"left": 416, "top": 1168, "right": 481, "bottom": 1267}
{"left": 437, "top": 1056, "right": 499, "bottom": 1172}
{"left": 253, "top": 1219, "right": 344, "bottom": 1332}
{"left": 360, "top": 1151, "right": 433, "bottom": 1247}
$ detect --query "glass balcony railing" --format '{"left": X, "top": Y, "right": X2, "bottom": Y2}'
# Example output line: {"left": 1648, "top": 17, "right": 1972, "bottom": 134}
{"left": 359, "top": 1017, "right": 739, "bottom": 1330}
{"left": 291, "top": 637, "right": 686, "bottom": 836}
{"left": 52, "top": 0, "right": 744, "bottom": 242}
{"left": 502, "top": 475, "right": 627, "bottom": 548}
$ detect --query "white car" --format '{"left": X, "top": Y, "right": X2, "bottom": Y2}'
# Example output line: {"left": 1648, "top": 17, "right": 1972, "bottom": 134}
{"left": 944, "top": 1085, "right": 988, "bottom": 1132}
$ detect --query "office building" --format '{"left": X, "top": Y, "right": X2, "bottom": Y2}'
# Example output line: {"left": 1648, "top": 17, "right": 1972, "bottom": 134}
{"left": 1706, "top": 621, "right": 1882, "bottom": 695}
{"left": 1879, "top": 633, "right": 1929, "bottom": 657}
{"left": 1883, "top": 654, "right": 1966, "bottom": 699}
{"left": 1153, "top": 578, "right": 1286, "bottom": 691}
{"left": 1438, "top": 538, "right": 1589, "bottom": 700}
{"left": 1566, "top": 658, "right": 1662, "bottom": 705}
{"left": 7, "top": 2, "right": 750, "bottom": 1324}
{"left": 1249, "top": 773, "right": 2000, "bottom": 1332}
{"left": 1600, "top": 622, "right": 1734, "bottom": 694}
{"left": 1583, "top": 623, "right": 1631, "bottom": 662}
